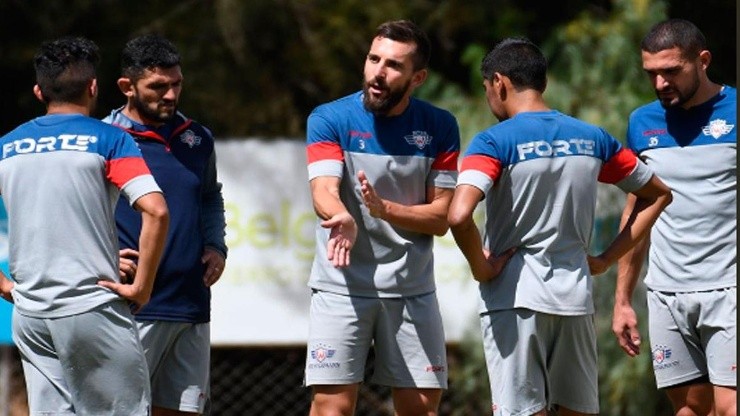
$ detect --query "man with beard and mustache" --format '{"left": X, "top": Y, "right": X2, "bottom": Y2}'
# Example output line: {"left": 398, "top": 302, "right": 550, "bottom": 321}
{"left": 304, "top": 20, "right": 460, "bottom": 416}
{"left": 104, "top": 34, "right": 227, "bottom": 416}
{"left": 0, "top": 36, "right": 169, "bottom": 415}
{"left": 612, "top": 19, "right": 736, "bottom": 415}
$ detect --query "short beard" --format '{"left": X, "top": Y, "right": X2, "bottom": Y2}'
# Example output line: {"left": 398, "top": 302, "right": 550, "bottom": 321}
{"left": 658, "top": 69, "right": 701, "bottom": 109}
{"left": 362, "top": 78, "right": 410, "bottom": 116}
{"left": 131, "top": 95, "right": 176, "bottom": 124}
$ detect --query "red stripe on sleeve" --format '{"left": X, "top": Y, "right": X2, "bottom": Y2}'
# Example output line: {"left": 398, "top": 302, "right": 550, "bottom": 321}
{"left": 106, "top": 157, "right": 152, "bottom": 188}
{"left": 431, "top": 151, "right": 459, "bottom": 171}
{"left": 598, "top": 148, "right": 638, "bottom": 184}
{"left": 460, "top": 155, "right": 502, "bottom": 180}
{"left": 306, "top": 142, "right": 343, "bottom": 164}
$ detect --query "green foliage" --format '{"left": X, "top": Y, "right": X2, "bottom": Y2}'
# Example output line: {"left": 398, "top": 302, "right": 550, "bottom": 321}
{"left": 543, "top": 0, "right": 667, "bottom": 141}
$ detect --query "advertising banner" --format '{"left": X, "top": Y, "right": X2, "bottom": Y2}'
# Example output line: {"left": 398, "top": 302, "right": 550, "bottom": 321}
{"left": 211, "top": 139, "right": 481, "bottom": 345}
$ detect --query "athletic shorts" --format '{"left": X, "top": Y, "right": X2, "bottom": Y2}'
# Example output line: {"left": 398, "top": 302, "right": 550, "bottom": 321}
{"left": 647, "top": 287, "right": 737, "bottom": 388}
{"left": 138, "top": 321, "right": 210, "bottom": 413}
{"left": 480, "top": 309, "right": 598, "bottom": 416}
{"left": 304, "top": 289, "right": 447, "bottom": 389}
{"left": 13, "top": 300, "right": 150, "bottom": 415}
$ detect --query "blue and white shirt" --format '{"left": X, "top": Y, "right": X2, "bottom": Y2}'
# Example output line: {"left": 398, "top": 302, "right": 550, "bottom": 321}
{"left": 0, "top": 114, "right": 160, "bottom": 318}
{"left": 627, "top": 86, "right": 736, "bottom": 292}
{"left": 306, "top": 92, "right": 460, "bottom": 298}
{"left": 459, "top": 110, "right": 652, "bottom": 315}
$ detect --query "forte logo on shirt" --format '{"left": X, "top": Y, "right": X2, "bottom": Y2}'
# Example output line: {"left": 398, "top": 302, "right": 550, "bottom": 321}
{"left": 516, "top": 138, "right": 595, "bottom": 161}
{"left": 2, "top": 134, "right": 97, "bottom": 158}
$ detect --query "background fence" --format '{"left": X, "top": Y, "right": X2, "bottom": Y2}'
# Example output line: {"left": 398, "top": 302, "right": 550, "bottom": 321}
{"left": 4, "top": 343, "right": 494, "bottom": 416}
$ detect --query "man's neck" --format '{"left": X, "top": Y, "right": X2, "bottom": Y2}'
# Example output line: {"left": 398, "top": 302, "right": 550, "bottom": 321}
{"left": 682, "top": 81, "right": 723, "bottom": 110}
{"left": 46, "top": 102, "right": 90, "bottom": 116}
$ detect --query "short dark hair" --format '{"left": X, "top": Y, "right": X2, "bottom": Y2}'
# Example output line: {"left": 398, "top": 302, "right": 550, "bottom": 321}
{"left": 374, "top": 20, "right": 431, "bottom": 71}
{"left": 121, "top": 34, "right": 180, "bottom": 80}
{"left": 34, "top": 36, "right": 99, "bottom": 104}
{"left": 641, "top": 19, "right": 707, "bottom": 60}
{"left": 480, "top": 37, "right": 547, "bottom": 93}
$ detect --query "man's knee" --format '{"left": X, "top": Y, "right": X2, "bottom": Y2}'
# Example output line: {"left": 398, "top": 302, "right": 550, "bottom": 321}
{"left": 309, "top": 384, "right": 359, "bottom": 416}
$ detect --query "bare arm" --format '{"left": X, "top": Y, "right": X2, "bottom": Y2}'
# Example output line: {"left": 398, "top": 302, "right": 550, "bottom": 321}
{"left": 589, "top": 174, "right": 671, "bottom": 274}
{"left": 310, "top": 176, "right": 357, "bottom": 268}
{"left": 358, "top": 170, "right": 452, "bottom": 236}
{"left": 448, "top": 184, "right": 515, "bottom": 282}
{"left": 610, "top": 192, "right": 653, "bottom": 357}
{"left": 99, "top": 192, "right": 169, "bottom": 311}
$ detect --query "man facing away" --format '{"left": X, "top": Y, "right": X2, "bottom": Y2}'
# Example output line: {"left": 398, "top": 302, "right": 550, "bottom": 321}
{"left": 448, "top": 37, "right": 672, "bottom": 416}
{"left": 104, "top": 34, "right": 227, "bottom": 416}
{"left": 0, "top": 36, "right": 169, "bottom": 415}
{"left": 304, "top": 19, "right": 460, "bottom": 416}
{"left": 613, "top": 18, "right": 736, "bottom": 416}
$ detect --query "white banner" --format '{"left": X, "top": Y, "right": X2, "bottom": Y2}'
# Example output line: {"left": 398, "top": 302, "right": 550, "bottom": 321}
{"left": 212, "top": 139, "right": 482, "bottom": 345}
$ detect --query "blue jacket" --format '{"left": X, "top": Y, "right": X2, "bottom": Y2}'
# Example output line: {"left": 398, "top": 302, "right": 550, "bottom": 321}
{"left": 104, "top": 108, "right": 227, "bottom": 323}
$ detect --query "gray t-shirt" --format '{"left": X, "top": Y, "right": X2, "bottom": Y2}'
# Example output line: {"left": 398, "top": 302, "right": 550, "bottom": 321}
{"left": 459, "top": 111, "right": 652, "bottom": 315}
{"left": 627, "top": 87, "right": 737, "bottom": 291}
{"left": 306, "top": 93, "right": 460, "bottom": 297}
{"left": 0, "top": 114, "right": 160, "bottom": 318}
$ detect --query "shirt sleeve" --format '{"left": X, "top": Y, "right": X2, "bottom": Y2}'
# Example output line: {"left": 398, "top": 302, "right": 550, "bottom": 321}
{"left": 306, "top": 111, "right": 344, "bottom": 180}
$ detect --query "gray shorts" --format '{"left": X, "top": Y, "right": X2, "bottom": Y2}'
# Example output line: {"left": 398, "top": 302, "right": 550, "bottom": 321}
{"left": 480, "top": 309, "right": 598, "bottom": 416}
{"left": 138, "top": 321, "right": 210, "bottom": 413}
{"left": 305, "top": 290, "right": 447, "bottom": 389}
{"left": 13, "top": 300, "right": 150, "bottom": 415}
{"left": 647, "top": 287, "right": 737, "bottom": 388}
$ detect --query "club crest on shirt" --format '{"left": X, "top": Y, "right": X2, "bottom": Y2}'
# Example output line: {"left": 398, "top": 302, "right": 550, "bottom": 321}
{"left": 405, "top": 130, "right": 432, "bottom": 150}
{"left": 702, "top": 119, "right": 734, "bottom": 139}
{"left": 180, "top": 129, "right": 202, "bottom": 148}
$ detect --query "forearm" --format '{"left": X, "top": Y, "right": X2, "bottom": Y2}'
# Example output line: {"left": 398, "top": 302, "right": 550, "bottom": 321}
{"left": 311, "top": 177, "right": 350, "bottom": 220}
{"left": 598, "top": 175, "right": 671, "bottom": 270}
{"left": 133, "top": 205, "right": 169, "bottom": 299}
{"left": 450, "top": 218, "right": 488, "bottom": 277}
{"left": 379, "top": 199, "right": 449, "bottom": 236}
{"left": 614, "top": 194, "right": 652, "bottom": 305}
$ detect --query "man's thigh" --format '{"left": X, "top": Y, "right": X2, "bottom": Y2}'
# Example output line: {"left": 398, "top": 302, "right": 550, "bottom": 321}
{"left": 371, "top": 292, "right": 447, "bottom": 389}
{"left": 138, "top": 320, "right": 210, "bottom": 413}
{"left": 22, "top": 301, "right": 150, "bottom": 415}
{"left": 304, "top": 290, "right": 376, "bottom": 385}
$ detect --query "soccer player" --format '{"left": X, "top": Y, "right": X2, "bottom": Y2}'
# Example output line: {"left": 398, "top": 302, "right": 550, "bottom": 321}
{"left": 447, "top": 37, "right": 672, "bottom": 415}
{"left": 304, "top": 20, "right": 460, "bottom": 416}
{"left": 105, "top": 34, "right": 227, "bottom": 416}
{"left": 613, "top": 19, "right": 736, "bottom": 415}
{"left": 0, "top": 36, "right": 169, "bottom": 414}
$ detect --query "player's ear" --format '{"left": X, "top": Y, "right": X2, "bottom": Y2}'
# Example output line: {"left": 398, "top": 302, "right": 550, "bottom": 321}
{"left": 698, "top": 50, "right": 712, "bottom": 72}
{"left": 89, "top": 78, "right": 98, "bottom": 98}
{"left": 411, "top": 68, "right": 428, "bottom": 89}
{"left": 117, "top": 77, "right": 135, "bottom": 97}
{"left": 32, "top": 84, "right": 46, "bottom": 103}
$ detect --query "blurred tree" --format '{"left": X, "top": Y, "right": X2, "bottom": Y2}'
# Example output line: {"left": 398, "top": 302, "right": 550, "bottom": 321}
{"left": 3, "top": 0, "right": 731, "bottom": 138}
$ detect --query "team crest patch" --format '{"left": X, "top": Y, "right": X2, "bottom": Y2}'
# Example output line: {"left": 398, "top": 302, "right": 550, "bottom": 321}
{"left": 651, "top": 344, "right": 680, "bottom": 371}
{"left": 308, "top": 343, "right": 340, "bottom": 370}
{"left": 180, "top": 129, "right": 202, "bottom": 148}
{"left": 702, "top": 119, "right": 734, "bottom": 139}
{"left": 310, "top": 344, "right": 336, "bottom": 363}
{"left": 405, "top": 130, "right": 432, "bottom": 150}
{"left": 652, "top": 345, "right": 671, "bottom": 364}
